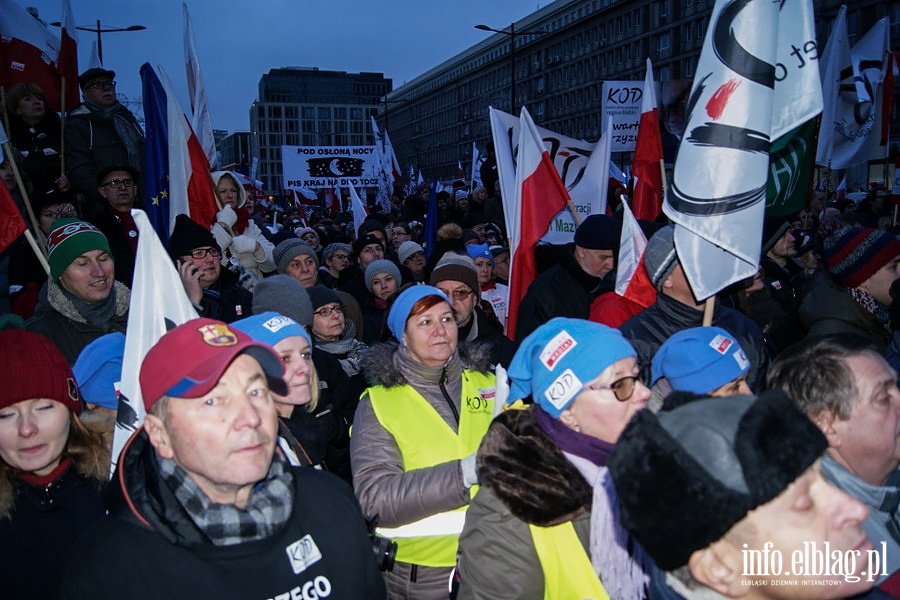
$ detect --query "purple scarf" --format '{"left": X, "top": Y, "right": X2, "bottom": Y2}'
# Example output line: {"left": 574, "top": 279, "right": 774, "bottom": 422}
{"left": 534, "top": 405, "right": 615, "bottom": 467}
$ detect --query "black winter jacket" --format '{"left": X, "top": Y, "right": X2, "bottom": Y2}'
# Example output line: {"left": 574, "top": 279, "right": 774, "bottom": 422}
{"left": 60, "top": 430, "right": 386, "bottom": 600}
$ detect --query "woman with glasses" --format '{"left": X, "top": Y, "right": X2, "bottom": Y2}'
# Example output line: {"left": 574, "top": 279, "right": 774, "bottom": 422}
{"left": 351, "top": 285, "right": 496, "bottom": 599}
{"left": 457, "top": 318, "right": 654, "bottom": 600}
{"left": 319, "top": 243, "right": 353, "bottom": 288}
{"left": 166, "top": 214, "right": 252, "bottom": 324}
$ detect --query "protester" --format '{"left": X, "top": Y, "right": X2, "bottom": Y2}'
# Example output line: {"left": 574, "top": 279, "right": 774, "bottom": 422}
{"left": 609, "top": 391, "right": 874, "bottom": 599}
{"left": 64, "top": 68, "right": 145, "bottom": 210}
{"left": 211, "top": 170, "right": 277, "bottom": 286}
{"left": 650, "top": 326, "right": 751, "bottom": 405}
{"left": 339, "top": 234, "right": 387, "bottom": 305}
{"left": 0, "top": 328, "right": 108, "bottom": 600}
{"left": 458, "top": 318, "right": 653, "bottom": 599}
{"left": 351, "top": 285, "right": 496, "bottom": 599}
{"left": 274, "top": 238, "right": 319, "bottom": 288}
{"left": 308, "top": 284, "right": 367, "bottom": 388}
{"left": 4, "top": 82, "right": 69, "bottom": 195}
{"left": 800, "top": 226, "right": 900, "bottom": 353}
{"left": 467, "top": 242, "right": 508, "bottom": 328}
{"left": 319, "top": 242, "right": 352, "bottom": 287}
{"left": 27, "top": 219, "right": 128, "bottom": 363}
{"left": 620, "top": 225, "right": 769, "bottom": 391}
{"left": 87, "top": 166, "right": 140, "bottom": 285}
{"left": 760, "top": 217, "right": 804, "bottom": 354}
{"left": 515, "top": 214, "right": 619, "bottom": 340}
{"left": 768, "top": 334, "right": 900, "bottom": 591}
{"left": 362, "top": 259, "right": 400, "bottom": 344}
{"left": 167, "top": 214, "right": 251, "bottom": 323}
{"left": 398, "top": 240, "right": 427, "bottom": 283}
{"left": 490, "top": 245, "right": 510, "bottom": 286}
{"left": 61, "top": 318, "right": 387, "bottom": 599}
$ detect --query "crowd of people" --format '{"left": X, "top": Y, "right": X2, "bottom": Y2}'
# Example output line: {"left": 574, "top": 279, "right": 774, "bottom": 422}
{"left": 0, "top": 65, "right": 899, "bottom": 599}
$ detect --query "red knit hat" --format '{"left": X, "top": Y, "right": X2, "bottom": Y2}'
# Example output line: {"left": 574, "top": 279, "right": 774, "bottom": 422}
{"left": 0, "top": 329, "right": 83, "bottom": 414}
{"left": 823, "top": 226, "right": 900, "bottom": 289}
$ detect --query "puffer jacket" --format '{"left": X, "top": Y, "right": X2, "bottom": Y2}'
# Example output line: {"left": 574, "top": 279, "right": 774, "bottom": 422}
{"left": 799, "top": 277, "right": 891, "bottom": 352}
{"left": 350, "top": 341, "right": 492, "bottom": 529}
{"left": 60, "top": 429, "right": 386, "bottom": 600}
{"left": 620, "top": 292, "right": 769, "bottom": 393}
{"left": 26, "top": 280, "right": 129, "bottom": 364}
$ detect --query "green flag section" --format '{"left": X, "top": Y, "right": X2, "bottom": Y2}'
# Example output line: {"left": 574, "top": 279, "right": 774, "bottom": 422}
{"left": 766, "top": 119, "right": 817, "bottom": 216}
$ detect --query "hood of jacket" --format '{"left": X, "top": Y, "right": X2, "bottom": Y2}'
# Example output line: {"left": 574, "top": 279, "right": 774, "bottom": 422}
{"left": 210, "top": 170, "right": 248, "bottom": 208}
{"left": 361, "top": 340, "right": 492, "bottom": 388}
{"left": 478, "top": 407, "right": 592, "bottom": 526}
{"left": 34, "top": 280, "right": 130, "bottom": 324}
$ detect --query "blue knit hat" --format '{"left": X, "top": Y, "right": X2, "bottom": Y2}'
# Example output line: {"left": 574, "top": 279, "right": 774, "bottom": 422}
{"left": 651, "top": 327, "right": 750, "bottom": 394}
{"left": 232, "top": 311, "right": 311, "bottom": 349}
{"left": 387, "top": 285, "right": 450, "bottom": 342}
{"left": 73, "top": 332, "right": 125, "bottom": 411}
{"left": 466, "top": 243, "right": 493, "bottom": 263}
{"left": 508, "top": 317, "right": 636, "bottom": 418}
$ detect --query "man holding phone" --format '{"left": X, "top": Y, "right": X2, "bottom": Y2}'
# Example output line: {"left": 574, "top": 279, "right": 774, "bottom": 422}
{"left": 166, "top": 214, "right": 251, "bottom": 323}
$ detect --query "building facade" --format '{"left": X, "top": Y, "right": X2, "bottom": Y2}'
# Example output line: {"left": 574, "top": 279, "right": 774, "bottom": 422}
{"left": 250, "top": 68, "right": 391, "bottom": 194}
{"left": 381, "top": 0, "right": 897, "bottom": 181}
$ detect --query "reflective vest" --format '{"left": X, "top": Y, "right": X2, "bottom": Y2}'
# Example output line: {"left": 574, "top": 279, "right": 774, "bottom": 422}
{"left": 368, "top": 370, "right": 495, "bottom": 567}
{"left": 530, "top": 521, "right": 609, "bottom": 600}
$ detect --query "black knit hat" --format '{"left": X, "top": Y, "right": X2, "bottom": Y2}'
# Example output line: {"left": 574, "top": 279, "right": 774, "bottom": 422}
{"left": 167, "top": 214, "right": 218, "bottom": 259}
{"left": 352, "top": 234, "right": 384, "bottom": 259}
{"left": 307, "top": 284, "right": 342, "bottom": 312}
{"left": 608, "top": 390, "right": 827, "bottom": 570}
{"left": 761, "top": 217, "right": 791, "bottom": 255}
{"left": 573, "top": 214, "right": 620, "bottom": 250}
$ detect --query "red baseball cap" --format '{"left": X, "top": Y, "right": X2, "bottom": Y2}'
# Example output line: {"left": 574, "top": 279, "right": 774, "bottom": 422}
{"left": 139, "top": 318, "right": 286, "bottom": 411}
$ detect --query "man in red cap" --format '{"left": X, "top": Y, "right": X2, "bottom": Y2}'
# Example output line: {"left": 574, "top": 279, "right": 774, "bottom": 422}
{"left": 61, "top": 318, "right": 386, "bottom": 600}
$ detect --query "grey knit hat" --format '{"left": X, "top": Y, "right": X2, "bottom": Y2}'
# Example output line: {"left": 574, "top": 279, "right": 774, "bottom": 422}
{"left": 398, "top": 241, "right": 425, "bottom": 264}
{"left": 322, "top": 242, "right": 352, "bottom": 262}
{"left": 644, "top": 225, "right": 678, "bottom": 290}
{"left": 252, "top": 275, "right": 313, "bottom": 327}
{"left": 274, "top": 238, "right": 317, "bottom": 274}
{"left": 429, "top": 252, "right": 479, "bottom": 296}
{"left": 364, "top": 259, "right": 402, "bottom": 293}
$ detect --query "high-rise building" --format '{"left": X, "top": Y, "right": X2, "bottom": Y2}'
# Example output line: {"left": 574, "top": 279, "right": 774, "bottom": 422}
{"left": 381, "top": 0, "right": 896, "bottom": 180}
{"left": 219, "top": 131, "right": 251, "bottom": 173}
{"left": 250, "top": 68, "right": 391, "bottom": 194}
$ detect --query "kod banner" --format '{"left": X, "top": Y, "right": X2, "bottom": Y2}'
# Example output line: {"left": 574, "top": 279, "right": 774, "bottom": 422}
{"left": 602, "top": 81, "right": 644, "bottom": 152}
{"left": 282, "top": 145, "right": 381, "bottom": 189}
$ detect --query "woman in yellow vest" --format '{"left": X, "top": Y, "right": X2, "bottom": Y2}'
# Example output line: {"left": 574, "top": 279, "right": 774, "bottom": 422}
{"left": 351, "top": 285, "right": 496, "bottom": 599}
{"left": 457, "top": 318, "right": 655, "bottom": 600}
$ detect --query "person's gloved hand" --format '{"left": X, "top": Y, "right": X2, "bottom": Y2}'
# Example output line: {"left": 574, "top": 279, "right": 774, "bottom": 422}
{"left": 216, "top": 204, "right": 238, "bottom": 228}
{"left": 889, "top": 278, "right": 900, "bottom": 331}
{"left": 230, "top": 234, "right": 257, "bottom": 254}
{"left": 460, "top": 453, "right": 479, "bottom": 488}
{"left": 211, "top": 223, "right": 232, "bottom": 252}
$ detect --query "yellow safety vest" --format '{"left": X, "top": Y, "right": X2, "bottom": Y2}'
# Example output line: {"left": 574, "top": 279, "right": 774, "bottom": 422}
{"left": 368, "top": 369, "right": 495, "bottom": 567}
{"left": 530, "top": 521, "right": 609, "bottom": 600}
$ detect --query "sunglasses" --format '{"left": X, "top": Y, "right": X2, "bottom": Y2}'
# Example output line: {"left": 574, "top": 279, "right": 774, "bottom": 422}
{"left": 588, "top": 375, "right": 640, "bottom": 402}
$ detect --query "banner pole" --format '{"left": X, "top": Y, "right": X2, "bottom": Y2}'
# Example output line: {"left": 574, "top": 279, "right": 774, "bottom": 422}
{"left": 702, "top": 295, "right": 716, "bottom": 327}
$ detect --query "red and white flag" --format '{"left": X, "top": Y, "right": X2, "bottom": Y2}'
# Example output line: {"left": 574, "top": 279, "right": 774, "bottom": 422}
{"left": 183, "top": 3, "right": 217, "bottom": 168}
{"left": 159, "top": 66, "right": 218, "bottom": 233}
{"left": 615, "top": 201, "right": 656, "bottom": 308}
{"left": 507, "top": 107, "right": 571, "bottom": 339}
{"left": 111, "top": 209, "right": 199, "bottom": 473}
{"left": 631, "top": 58, "right": 664, "bottom": 221}
{"left": 57, "top": 0, "right": 78, "bottom": 111}
{"left": 0, "top": 0, "right": 63, "bottom": 110}
{"left": 0, "top": 122, "right": 24, "bottom": 253}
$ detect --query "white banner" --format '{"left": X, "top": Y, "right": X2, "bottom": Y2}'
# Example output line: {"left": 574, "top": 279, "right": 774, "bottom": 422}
{"left": 601, "top": 81, "right": 644, "bottom": 152}
{"left": 282, "top": 145, "right": 381, "bottom": 189}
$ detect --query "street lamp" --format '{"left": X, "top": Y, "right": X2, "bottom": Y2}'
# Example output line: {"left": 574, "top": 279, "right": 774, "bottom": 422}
{"left": 475, "top": 23, "right": 546, "bottom": 113}
{"left": 50, "top": 20, "right": 146, "bottom": 64}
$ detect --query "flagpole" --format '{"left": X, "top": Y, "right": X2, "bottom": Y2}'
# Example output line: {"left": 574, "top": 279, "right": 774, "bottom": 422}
{"left": 702, "top": 295, "right": 716, "bottom": 327}
{"left": 24, "top": 229, "right": 50, "bottom": 275}
{"left": 2, "top": 141, "right": 45, "bottom": 251}
{"left": 59, "top": 79, "right": 67, "bottom": 177}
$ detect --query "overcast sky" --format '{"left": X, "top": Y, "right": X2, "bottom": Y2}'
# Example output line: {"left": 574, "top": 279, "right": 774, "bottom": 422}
{"left": 23, "top": 0, "right": 536, "bottom": 132}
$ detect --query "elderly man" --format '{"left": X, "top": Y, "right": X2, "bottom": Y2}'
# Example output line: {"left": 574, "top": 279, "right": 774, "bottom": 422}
{"left": 64, "top": 68, "right": 144, "bottom": 209}
{"left": 768, "top": 334, "right": 900, "bottom": 591}
{"left": 515, "top": 214, "right": 619, "bottom": 340}
{"left": 610, "top": 391, "right": 876, "bottom": 599}
{"left": 620, "top": 224, "right": 769, "bottom": 391}
{"left": 87, "top": 165, "right": 140, "bottom": 285}
{"left": 60, "top": 318, "right": 386, "bottom": 599}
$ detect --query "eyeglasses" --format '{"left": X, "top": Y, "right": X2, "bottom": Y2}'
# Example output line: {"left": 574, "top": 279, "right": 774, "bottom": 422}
{"left": 589, "top": 375, "right": 640, "bottom": 402}
{"left": 439, "top": 288, "right": 472, "bottom": 300}
{"left": 314, "top": 305, "right": 343, "bottom": 318}
{"left": 183, "top": 247, "right": 221, "bottom": 260}
{"left": 100, "top": 178, "right": 134, "bottom": 189}
{"left": 331, "top": 253, "right": 349, "bottom": 261}
{"left": 87, "top": 80, "right": 116, "bottom": 91}
{"left": 41, "top": 204, "right": 77, "bottom": 221}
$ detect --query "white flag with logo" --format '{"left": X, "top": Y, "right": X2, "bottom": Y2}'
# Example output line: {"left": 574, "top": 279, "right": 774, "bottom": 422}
{"left": 111, "top": 210, "right": 198, "bottom": 474}
{"left": 664, "top": 0, "right": 822, "bottom": 300}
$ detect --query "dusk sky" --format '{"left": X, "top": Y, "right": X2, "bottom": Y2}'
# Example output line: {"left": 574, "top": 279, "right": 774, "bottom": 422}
{"left": 23, "top": 0, "right": 536, "bottom": 132}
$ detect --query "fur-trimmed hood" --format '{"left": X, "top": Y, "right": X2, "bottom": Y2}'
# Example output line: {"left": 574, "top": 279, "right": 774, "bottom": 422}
{"left": 35, "top": 280, "right": 130, "bottom": 324}
{"left": 477, "top": 407, "right": 592, "bottom": 526}
{"left": 361, "top": 340, "right": 493, "bottom": 388}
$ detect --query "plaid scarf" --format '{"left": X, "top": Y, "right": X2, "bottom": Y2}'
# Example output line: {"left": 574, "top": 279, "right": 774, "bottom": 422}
{"left": 158, "top": 453, "right": 294, "bottom": 546}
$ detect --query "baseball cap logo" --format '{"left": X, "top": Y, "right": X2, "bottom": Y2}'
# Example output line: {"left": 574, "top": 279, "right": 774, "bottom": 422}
{"left": 198, "top": 324, "right": 238, "bottom": 347}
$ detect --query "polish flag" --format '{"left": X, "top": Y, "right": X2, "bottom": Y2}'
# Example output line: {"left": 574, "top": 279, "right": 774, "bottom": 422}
{"left": 0, "top": 177, "right": 25, "bottom": 253}
{"left": 507, "top": 107, "right": 571, "bottom": 339}
{"left": 57, "top": 0, "right": 79, "bottom": 111}
{"left": 615, "top": 201, "right": 656, "bottom": 308}
{"left": 0, "top": 0, "right": 63, "bottom": 111}
{"left": 631, "top": 58, "right": 664, "bottom": 221}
